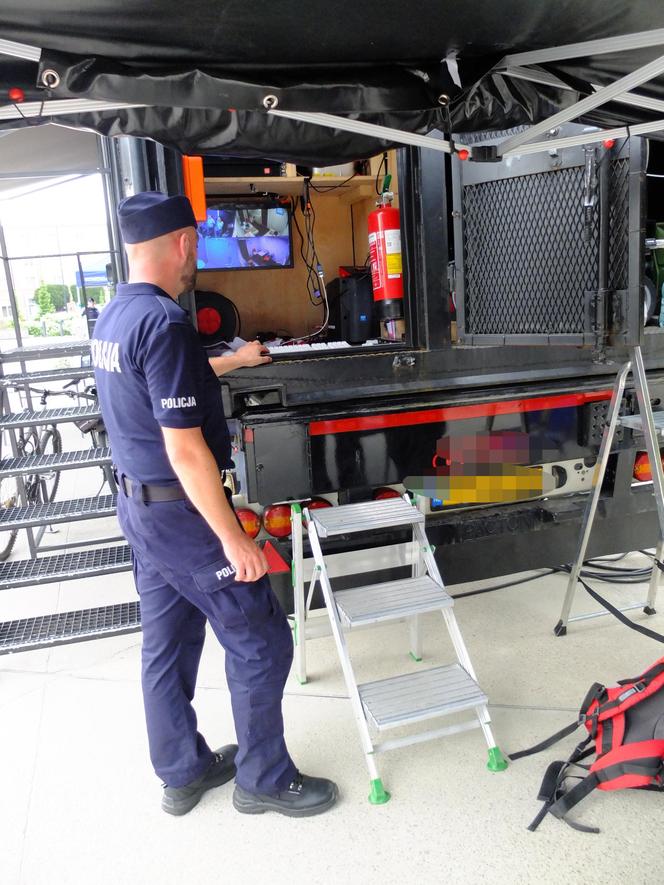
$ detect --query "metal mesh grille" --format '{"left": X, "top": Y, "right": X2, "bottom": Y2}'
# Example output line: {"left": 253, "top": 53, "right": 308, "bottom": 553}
{"left": 462, "top": 166, "right": 599, "bottom": 336}
{"left": 608, "top": 158, "right": 630, "bottom": 291}
{"left": 0, "top": 446, "right": 111, "bottom": 477}
{"left": 0, "top": 602, "right": 140, "bottom": 654}
{"left": 0, "top": 544, "right": 131, "bottom": 589}
{"left": 0, "top": 405, "right": 100, "bottom": 429}
{"left": 0, "top": 494, "right": 117, "bottom": 529}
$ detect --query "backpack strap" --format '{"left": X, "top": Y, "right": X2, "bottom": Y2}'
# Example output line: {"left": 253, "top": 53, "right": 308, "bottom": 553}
{"left": 580, "top": 579, "right": 664, "bottom": 644}
{"left": 547, "top": 771, "right": 602, "bottom": 832}
{"left": 509, "top": 719, "right": 582, "bottom": 761}
{"left": 546, "top": 751, "right": 664, "bottom": 832}
{"left": 616, "top": 659, "right": 664, "bottom": 689}
{"left": 510, "top": 682, "right": 606, "bottom": 762}
{"left": 528, "top": 740, "right": 601, "bottom": 834}
{"left": 594, "top": 663, "right": 664, "bottom": 726}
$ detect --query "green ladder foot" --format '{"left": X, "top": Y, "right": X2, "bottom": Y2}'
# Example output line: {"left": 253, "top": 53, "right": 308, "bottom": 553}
{"left": 368, "top": 778, "right": 391, "bottom": 805}
{"left": 294, "top": 675, "right": 307, "bottom": 685}
{"left": 408, "top": 651, "right": 423, "bottom": 663}
{"left": 486, "top": 746, "right": 508, "bottom": 772}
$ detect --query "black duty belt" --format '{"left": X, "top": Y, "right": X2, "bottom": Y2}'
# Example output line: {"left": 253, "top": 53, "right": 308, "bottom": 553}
{"left": 116, "top": 471, "right": 185, "bottom": 502}
{"left": 114, "top": 467, "right": 228, "bottom": 503}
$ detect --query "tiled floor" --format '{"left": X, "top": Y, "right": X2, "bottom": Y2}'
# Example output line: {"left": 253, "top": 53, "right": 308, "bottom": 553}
{"left": 2, "top": 452, "right": 664, "bottom": 884}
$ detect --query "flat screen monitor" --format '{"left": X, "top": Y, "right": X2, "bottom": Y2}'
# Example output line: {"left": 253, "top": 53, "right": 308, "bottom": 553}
{"left": 196, "top": 199, "right": 293, "bottom": 271}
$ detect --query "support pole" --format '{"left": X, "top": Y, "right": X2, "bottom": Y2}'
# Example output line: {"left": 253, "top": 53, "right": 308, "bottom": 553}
{"left": 556, "top": 347, "right": 664, "bottom": 634}
{"left": 631, "top": 347, "right": 664, "bottom": 530}
{"left": 291, "top": 504, "right": 307, "bottom": 685}
{"left": 646, "top": 539, "right": 664, "bottom": 614}
{"left": 556, "top": 361, "right": 631, "bottom": 634}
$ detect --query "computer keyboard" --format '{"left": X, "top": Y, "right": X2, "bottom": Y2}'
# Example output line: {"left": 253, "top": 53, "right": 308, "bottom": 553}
{"left": 267, "top": 340, "right": 381, "bottom": 357}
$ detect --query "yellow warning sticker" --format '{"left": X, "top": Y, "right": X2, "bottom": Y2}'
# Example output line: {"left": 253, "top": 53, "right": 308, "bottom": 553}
{"left": 386, "top": 253, "right": 402, "bottom": 276}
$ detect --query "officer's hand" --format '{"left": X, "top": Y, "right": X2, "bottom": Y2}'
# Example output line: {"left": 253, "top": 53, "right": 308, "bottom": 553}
{"left": 224, "top": 530, "right": 269, "bottom": 583}
{"left": 234, "top": 340, "right": 272, "bottom": 368}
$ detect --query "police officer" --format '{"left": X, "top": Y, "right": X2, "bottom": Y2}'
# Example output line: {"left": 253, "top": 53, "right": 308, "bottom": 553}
{"left": 81, "top": 297, "right": 99, "bottom": 320}
{"left": 92, "top": 192, "right": 337, "bottom": 818}
{"left": 82, "top": 297, "right": 100, "bottom": 337}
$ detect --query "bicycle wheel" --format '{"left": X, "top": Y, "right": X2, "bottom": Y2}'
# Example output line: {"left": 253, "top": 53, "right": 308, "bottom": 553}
{"left": 0, "top": 429, "right": 38, "bottom": 561}
{"left": 29, "top": 427, "right": 63, "bottom": 504}
{"left": 0, "top": 472, "right": 19, "bottom": 561}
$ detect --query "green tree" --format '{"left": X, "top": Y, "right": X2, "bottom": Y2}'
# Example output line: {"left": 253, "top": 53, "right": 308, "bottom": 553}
{"left": 34, "top": 285, "right": 55, "bottom": 316}
{"left": 34, "top": 283, "right": 70, "bottom": 312}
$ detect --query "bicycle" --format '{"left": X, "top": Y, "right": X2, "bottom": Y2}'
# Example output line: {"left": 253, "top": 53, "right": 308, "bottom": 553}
{"left": 0, "top": 423, "right": 60, "bottom": 560}
{"left": 0, "top": 380, "right": 111, "bottom": 561}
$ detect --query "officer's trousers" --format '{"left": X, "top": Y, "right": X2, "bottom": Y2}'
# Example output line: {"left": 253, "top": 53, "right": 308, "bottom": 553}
{"left": 117, "top": 493, "right": 298, "bottom": 794}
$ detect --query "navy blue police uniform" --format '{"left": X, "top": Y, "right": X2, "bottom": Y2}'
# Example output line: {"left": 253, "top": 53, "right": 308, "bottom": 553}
{"left": 92, "top": 194, "right": 297, "bottom": 795}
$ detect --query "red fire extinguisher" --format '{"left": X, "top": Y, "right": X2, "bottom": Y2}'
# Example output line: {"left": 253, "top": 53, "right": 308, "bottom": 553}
{"left": 368, "top": 192, "right": 403, "bottom": 319}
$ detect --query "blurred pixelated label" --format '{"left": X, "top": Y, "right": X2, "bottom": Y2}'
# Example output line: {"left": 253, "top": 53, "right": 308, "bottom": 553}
{"left": 405, "top": 431, "right": 557, "bottom": 504}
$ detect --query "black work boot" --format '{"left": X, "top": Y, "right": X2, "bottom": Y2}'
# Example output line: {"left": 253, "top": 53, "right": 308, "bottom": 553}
{"left": 232, "top": 773, "right": 338, "bottom": 817}
{"left": 162, "top": 745, "right": 238, "bottom": 816}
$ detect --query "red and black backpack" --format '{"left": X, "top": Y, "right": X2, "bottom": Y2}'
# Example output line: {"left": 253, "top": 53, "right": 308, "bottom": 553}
{"left": 510, "top": 656, "right": 664, "bottom": 833}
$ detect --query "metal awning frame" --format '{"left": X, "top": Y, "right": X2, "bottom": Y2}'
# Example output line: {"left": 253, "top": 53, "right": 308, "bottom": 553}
{"left": 268, "top": 29, "right": 664, "bottom": 160}
{"left": 3, "top": 30, "right": 664, "bottom": 160}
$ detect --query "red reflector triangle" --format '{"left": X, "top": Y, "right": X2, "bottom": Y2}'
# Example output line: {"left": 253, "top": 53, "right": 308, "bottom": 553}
{"left": 262, "top": 540, "right": 290, "bottom": 574}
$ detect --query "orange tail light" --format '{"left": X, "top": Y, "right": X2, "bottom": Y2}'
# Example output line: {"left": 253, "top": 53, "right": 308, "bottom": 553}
{"left": 263, "top": 504, "right": 292, "bottom": 538}
{"left": 235, "top": 507, "right": 261, "bottom": 539}
{"left": 633, "top": 451, "right": 664, "bottom": 482}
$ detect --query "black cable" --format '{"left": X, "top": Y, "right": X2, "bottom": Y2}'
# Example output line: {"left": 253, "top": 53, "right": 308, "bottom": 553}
{"left": 309, "top": 173, "right": 357, "bottom": 194}
{"left": 375, "top": 153, "right": 388, "bottom": 195}
{"left": 585, "top": 552, "right": 631, "bottom": 564}
{"left": 582, "top": 562, "right": 649, "bottom": 574}
{"left": 290, "top": 197, "right": 321, "bottom": 307}
{"left": 280, "top": 190, "right": 329, "bottom": 344}
{"left": 451, "top": 569, "right": 557, "bottom": 600}
{"left": 558, "top": 563, "right": 653, "bottom": 584}
{"left": 451, "top": 553, "right": 660, "bottom": 601}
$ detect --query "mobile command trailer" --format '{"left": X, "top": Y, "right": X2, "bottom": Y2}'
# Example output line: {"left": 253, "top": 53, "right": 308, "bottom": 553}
{"left": 4, "top": 5, "right": 664, "bottom": 646}
{"left": 107, "top": 125, "right": 664, "bottom": 633}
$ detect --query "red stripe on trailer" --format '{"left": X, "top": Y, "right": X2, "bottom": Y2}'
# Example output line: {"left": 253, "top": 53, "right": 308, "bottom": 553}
{"left": 308, "top": 390, "right": 613, "bottom": 436}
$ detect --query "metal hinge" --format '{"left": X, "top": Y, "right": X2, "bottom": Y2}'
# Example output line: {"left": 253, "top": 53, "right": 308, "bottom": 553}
{"left": 584, "top": 288, "right": 607, "bottom": 338}
{"left": 608, "top": 289, "right": 628, "bottom": 335}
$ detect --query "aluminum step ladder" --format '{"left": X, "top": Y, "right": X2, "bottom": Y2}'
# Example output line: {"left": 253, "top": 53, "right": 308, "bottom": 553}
{"left": 555, "top": 345, "right": 664, "bottom": 634}
{"left": 292, "top": 495, "right": 507, "bottom": 804}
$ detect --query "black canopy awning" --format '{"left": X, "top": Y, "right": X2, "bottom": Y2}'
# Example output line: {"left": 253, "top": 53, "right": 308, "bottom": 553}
{"left": 2, "top": 2, "right": 664, "bottom": 163}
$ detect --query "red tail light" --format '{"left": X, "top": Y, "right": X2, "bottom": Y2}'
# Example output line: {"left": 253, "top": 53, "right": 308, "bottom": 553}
{"left": 372, "top": 487, "right": 401, "bottom": 500}
{"left": 263, "top": 504, "right": 292, "bottom": 538}
{"left": 306, "top": 496, "right": 333, "bottom": 510}
{"left": 633, "top": 451, "right": 664, "bottom": 482}
{"left": 236, "top": 507, "right": 261, "bottom": 539}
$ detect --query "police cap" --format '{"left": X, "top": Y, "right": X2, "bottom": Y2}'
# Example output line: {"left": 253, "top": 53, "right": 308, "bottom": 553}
{"left": 118, "top": 192, "right": 197, "bottom": 244}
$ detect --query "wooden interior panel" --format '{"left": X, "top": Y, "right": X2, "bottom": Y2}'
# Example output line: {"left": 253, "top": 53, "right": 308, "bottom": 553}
{"left": 199, "top": 151, "right": 399, "bottom": 340}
